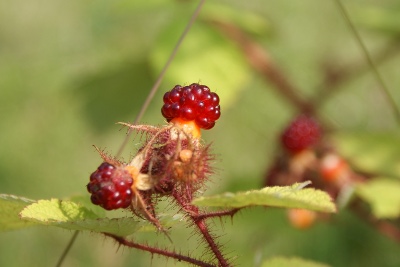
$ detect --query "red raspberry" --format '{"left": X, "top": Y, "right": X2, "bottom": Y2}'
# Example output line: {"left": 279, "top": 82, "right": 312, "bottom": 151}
{"left": 161, "top": 83, "right": 221, "bottom": 129}
{"left": 87, "top": 162, "right": 134, "bottom": 210}
{"left": 281, "top": 115, "right": 321, "bottom": 153}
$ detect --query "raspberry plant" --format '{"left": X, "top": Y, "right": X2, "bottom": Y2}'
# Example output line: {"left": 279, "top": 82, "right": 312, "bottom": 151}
{"left": 1, "top": 1, "right": 400, "bottom": 267}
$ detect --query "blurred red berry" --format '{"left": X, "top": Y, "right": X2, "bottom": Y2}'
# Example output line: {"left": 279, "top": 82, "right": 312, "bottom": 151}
{"left": 281, "top": 115, "right": 321, "bottom": 153}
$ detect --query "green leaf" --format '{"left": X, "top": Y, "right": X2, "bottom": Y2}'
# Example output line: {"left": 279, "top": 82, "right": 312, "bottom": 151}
{"left": 356, "top": 178, "right": 400, "bottom": 219}
{"left": 333, "top": 131, "right": 400, "bottom": 179}
{"left": 68, "top": 195, "right": 106, "bottom": 218}
{"left": 261, "top": 257, "right": 330, "bottom": 267}
{"left": 202, "top": 3, "right": 271, "bottom": 37}
{"left": 149, "top": 20, "right": 251, "bottom": 109}
{"left": 19, "top": 199, "right": 173, "bottom": 236}
{"left": 352, "top": 4, "right": 400, "bottom": 36}
{"left": 192, "top": 182, "right": 336, "bottom": 213}
{"left": 0, "top": 194, "right": 37, "bottom": 231}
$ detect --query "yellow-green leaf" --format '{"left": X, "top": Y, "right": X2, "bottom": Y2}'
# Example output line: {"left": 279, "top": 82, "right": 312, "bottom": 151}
{"left": 19, "top": 199, "right": 171, "bottom": 236}
{"left": 356, "top": 178, "right": 400, "bottom": 219}
{"left": 193, "top": 182, "right": 336, "bottom": 213}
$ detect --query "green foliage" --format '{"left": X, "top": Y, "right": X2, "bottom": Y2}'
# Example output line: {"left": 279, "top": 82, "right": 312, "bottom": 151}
{"left": 0, "top": 195, "right": 180, "bottom": 236}
{"left": 193, "top": 182, "right": 336, "bottom": 213}
{"left": 0, "top": 194, "right": 36, "bottom": 231}
{"left": 261, "top": 257, "right": 330, "bottom": 267}
{"left": 149, "top": 18, "right": 252, "bottom": 108}
{"left": 202, "top": 3, "right": 271, "bottom": 37}
{"left": 333, "top": 131, "right": 400, "bottom": 179}
{"left": 18, "top": 199, "right": 178, "bottom": 236}
{"left": 356, "top": 178, "right": 400, "bottom": 219}
{"left": 352, "top": 3, "right": 400, "bottom": 36}
{"left": 1, "top": 0, "right": 400, "bottom": 266}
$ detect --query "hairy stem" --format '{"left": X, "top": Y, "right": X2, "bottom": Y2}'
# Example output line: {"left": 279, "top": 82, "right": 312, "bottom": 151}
{"left": 193, "top": 219, "right": 230, "bottom": 267}
{"left": 106, "top": 234, "right": 215, "bottom": 267}
{"left": 194, "top": 209, "right": 240, "bottom": 221}
{"left": 173, "top": 192, "right": 230, "bottom": 267}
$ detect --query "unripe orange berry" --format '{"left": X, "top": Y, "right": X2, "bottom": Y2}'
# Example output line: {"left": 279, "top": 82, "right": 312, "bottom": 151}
{"left": 287, "top": 208, "right": 317, "bottom": 229}
{"left": 320, "top": 154, "right": 349, "bottom": 183}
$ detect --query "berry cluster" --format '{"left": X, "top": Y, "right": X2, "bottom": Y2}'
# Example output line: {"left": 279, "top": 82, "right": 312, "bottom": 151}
{"left": 281, "top": 115, "right": 321, "bottom": 153}
{"left": 87, "top": 162, "right": 134, "bottom": 210}
{"left": 161, "top": 83, "right": 221, "bottom": 129}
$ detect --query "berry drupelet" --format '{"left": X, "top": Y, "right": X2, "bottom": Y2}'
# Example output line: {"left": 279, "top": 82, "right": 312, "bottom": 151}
{"left": 161, "top": 83, "right": 221, "bottom": 130}
{"left": 87, "top": 162, "right": 134, "bottom": 210}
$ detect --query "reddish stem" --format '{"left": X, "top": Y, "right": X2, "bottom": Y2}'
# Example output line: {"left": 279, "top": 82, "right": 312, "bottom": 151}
{"left": 105, "top": 233, "right": 214, "bottom": 267}
{"left": 173, "top": 192, "right": 231, "bottom": 267}
{"left": 193, "top": 219, "right": 230, "bottom": 267}
{"left": 194, "top": 209, "right": 240, "bottom": 221}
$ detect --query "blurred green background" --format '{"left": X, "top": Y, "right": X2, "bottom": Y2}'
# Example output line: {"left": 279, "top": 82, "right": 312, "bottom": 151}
{"left": 1, "top": 0, "right": 400, "bottom": 266}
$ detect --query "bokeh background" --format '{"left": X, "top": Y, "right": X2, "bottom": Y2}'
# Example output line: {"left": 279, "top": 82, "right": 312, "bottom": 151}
{"left": 1, "top": 0, "right": 400, "bottom": 266}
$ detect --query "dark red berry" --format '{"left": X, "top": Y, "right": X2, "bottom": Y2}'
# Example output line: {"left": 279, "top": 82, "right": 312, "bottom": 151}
{"left": 281, "top": 115, "right": 321, "bottom": 153}
{"left": 161, "top": 83, "right": 221, "bottom": 129}
{"left": 87, "top": 162, "right": 134, "bottom": 210}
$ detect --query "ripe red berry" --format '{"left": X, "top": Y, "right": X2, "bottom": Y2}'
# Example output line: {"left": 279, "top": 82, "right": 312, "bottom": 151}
{"left": 281, "top": 115, "right": 321, "bottom": 153}
{"left": 87, "top": 162, "right": 134, "bottom": 210}
{"left": 161, "top": 83, "right": 221, "bottom": 129}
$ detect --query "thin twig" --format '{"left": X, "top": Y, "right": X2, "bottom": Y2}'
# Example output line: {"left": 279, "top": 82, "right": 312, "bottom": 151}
{"left": 55, "top": 231, "right": 79, "bottom": 267}
{"left": 333, "top": 0, "right": 400, "bottom": 125}
{"left": 116, "top": 0, "right": 206, "bottom": 158}
{"left": 313, "top": 40, "right": 400, "bottom": 107}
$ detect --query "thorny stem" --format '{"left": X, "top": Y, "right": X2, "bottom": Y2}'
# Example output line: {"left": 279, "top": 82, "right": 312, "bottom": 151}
{"left": 57, "top": 1, "right": 206, "bottom": 266}
{"left": 194, "top": 209, "right": 240, "bottom": 221}
{"left": 193, "top": 219, "right": 229, "bottom": 267}
{"left": 116, "top": 0, "right": 207, "bottom": 158}
{"left": 333, "top": 0, "right": 400, "bottom": 125}
{"left": 106, "top": 234, "right": 215, "bottom": 267}
{"left": 173, "top": 192, "right": 230, "bottom": 267}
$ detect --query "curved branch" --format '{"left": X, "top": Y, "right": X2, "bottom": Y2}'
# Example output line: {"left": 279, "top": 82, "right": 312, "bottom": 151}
{"left": 106, "top": 233, "right": 215, "bottom": 267}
